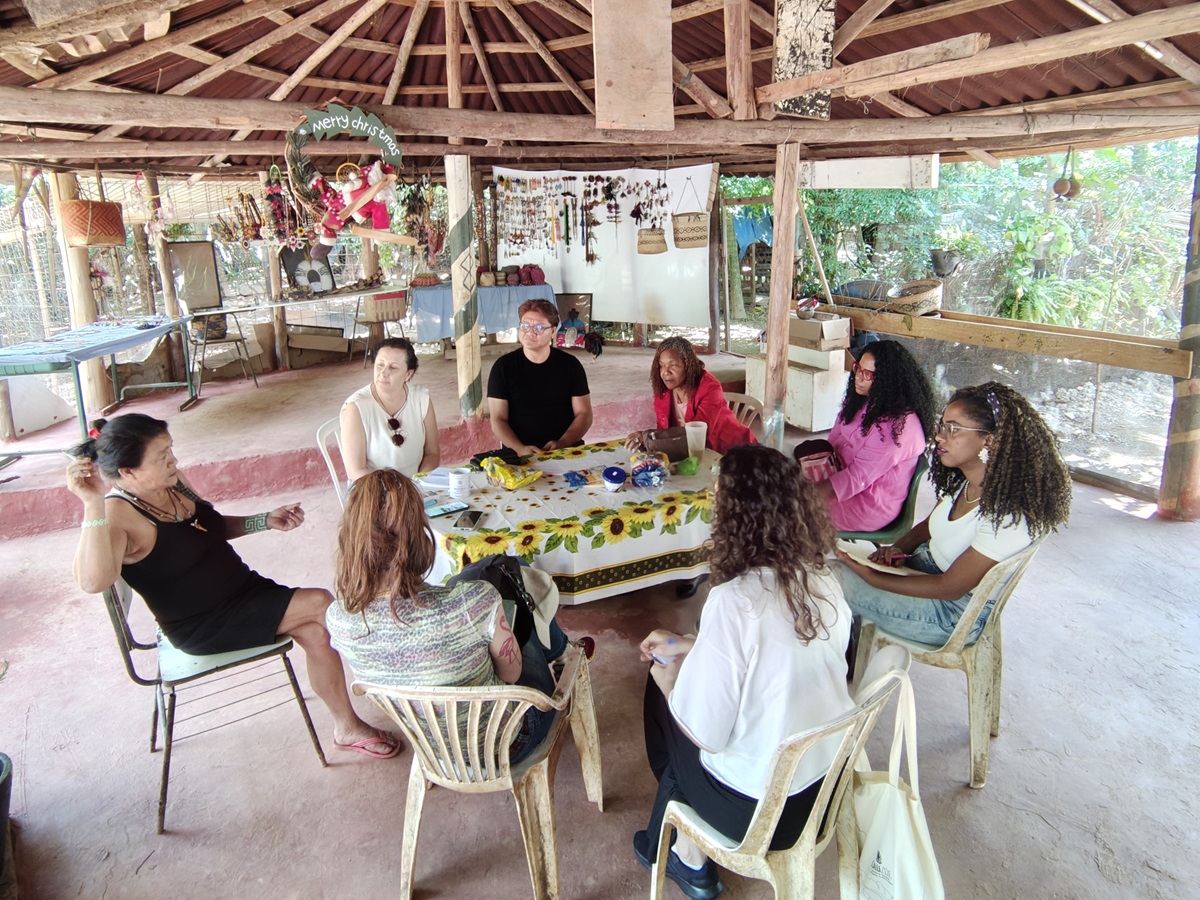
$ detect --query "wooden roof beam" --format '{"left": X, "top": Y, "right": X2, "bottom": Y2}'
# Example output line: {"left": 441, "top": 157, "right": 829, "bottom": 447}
{"left": 724, "top": 0, "right": 756, "bottom": 120}
{"left": 461, "top": 2, "right": 505, "bottom": 112}
{"left": 673, "top": 56, "right": 733, "bottom": 119}
{"left": 447, "top": 0, "right": 464, "bottom": 146}
{"left": 857, "top": 0, "right": 1012, "bottom": 42}
{"left": 1063, "top": 0, "right": 1200, "bottom": 84}
{"left": 4, "top": 86, "right": 1197, "bottom": 145}
{"left": 384, "top": 0, "right": 431, "bottom": 105}
{"left": 0, "top": 0, "right": 196, "bottom": 53}
{"left": 536, "top": 0, "right": 593, "bottom": 31}
{"left": 493, "top": 0, "right": 595, "bottom": 113}
{"left": 953, "top": 78, "right": 1195, "bottom": 116}
{"left": 832, "top": 0, "right": 895, "bottom": 57}
{"left": 758, "top": 33, "right": 990, "bottom": 106}
{"left": 845, "top": 4, "right": 1200, "bottom": 98}
{"left": 35, "top": 0, "right": 301, "bottom": 90}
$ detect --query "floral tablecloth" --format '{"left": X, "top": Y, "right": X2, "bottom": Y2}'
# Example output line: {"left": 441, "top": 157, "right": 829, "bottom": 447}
{"left": 427, "top": 440, "right": 716, "bottom": 604}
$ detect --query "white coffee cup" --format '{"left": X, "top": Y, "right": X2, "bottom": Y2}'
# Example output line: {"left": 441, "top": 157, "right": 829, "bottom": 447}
{"left": 684, "top": 421, "right": 708, "bottom": 459}
{"left": 448, "top": 467, "right": 473, "bottom": 499}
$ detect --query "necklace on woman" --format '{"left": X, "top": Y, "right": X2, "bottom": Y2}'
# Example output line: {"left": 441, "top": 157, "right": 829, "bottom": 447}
{"left": 116, "top": 485, "right": 207, "bottom": 531}
{"left": 374, "top": 383, "right": 408, "bottom": 448}
{"left": 960, "top": 482, "right": 982, "bottom": 506}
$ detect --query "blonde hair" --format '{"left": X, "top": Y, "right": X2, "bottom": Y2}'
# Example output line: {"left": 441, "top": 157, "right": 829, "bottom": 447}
{"left": 335, "top": 470, "right": 436, "bottom": 617}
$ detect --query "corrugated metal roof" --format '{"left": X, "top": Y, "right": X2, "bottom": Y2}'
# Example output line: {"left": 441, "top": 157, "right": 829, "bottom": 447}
{"left": 0, "top": 0, "right": 1197, "bottom": 176}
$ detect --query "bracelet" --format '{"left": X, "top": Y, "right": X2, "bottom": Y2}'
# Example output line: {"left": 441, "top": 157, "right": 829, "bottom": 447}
{"left": 82, "top": 518, "right": 109, "bottom": 528}
{"left": 243, "top": 511, "right": 270, "bottom": 534}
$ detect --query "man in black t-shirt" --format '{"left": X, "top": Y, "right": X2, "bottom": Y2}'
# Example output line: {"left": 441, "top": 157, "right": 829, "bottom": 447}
{"left": 487, "top": 298, "right": 592, "bottom": 454}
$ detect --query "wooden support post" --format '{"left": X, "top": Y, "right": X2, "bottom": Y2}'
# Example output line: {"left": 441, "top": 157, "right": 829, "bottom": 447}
{"left": 708, "top": 199, "right": 720, "bottom": 354}
{"left": 48, "top": 171, "right": 115, "bottom": 414}
{"left": 1159, "top": 132, "right": 1200, "bottom": 520}
{"left": 360, "top": 237, "right": 384, "bottom": 350}
{"left": 266, "top": 243, "right": 287, "bottom": 370}
{"left": 765, "top": 143, "right": 802, "bottom": 449}
{"left": 447, "top": 155, "right": 483, "bottom": 419}
{"left": 472, "top": 167, "right": 490, "bottom": 271}
{"left": 771, "top": 0, "right": 836, "bottom": 120}
{"left": 143, "top": 171, "right": 185, "bottom": 381}
{"left": 130, "top": 223, "right": 155, "bottom": 314}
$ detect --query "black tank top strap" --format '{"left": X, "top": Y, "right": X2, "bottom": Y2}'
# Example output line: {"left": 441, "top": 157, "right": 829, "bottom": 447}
{"left": 107, "top": 490, "right": 160, "bottom": 524}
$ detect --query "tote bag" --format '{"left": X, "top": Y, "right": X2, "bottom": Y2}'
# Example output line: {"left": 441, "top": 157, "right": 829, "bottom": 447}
{"left": 853, "top": 672, "right": 945, "bottom": 900}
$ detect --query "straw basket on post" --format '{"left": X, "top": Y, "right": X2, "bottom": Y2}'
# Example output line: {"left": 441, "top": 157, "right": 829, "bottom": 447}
{"left": 637, "top": 227, "right": 668, "bottom": 255}
{"left": 60, "top": 200, "right": 127, "bottom": 247}
{"left": 671, "top": 176, "right": 709, "bottom": 250}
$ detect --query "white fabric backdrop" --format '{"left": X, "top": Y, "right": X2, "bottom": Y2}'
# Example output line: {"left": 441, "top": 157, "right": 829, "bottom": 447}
{"left": 492, "top": 163, "right": 714, "bottom": 327}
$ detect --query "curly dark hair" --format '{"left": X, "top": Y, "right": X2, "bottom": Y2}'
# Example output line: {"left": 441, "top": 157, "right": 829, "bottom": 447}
{"left": 839, "top": 340, "right": 938, "bottom": 445}
{"left": 930, "top": 381, "right": 1072, "bottom": 537}
{"left": 649, "top": 336, "right": 705, "bottom": 399}
{"left": 709, "top": 444, "right": 839, "bottom": 644}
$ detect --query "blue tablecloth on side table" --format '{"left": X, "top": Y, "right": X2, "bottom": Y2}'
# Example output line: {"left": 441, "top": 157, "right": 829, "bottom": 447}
{"left": 411, "top": 284, "right": 557, "bottom": 343}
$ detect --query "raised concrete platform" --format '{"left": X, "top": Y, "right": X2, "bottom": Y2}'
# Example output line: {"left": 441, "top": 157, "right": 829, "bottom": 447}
{"left": 0, "top": 346, "right": 749, "bottom": 538}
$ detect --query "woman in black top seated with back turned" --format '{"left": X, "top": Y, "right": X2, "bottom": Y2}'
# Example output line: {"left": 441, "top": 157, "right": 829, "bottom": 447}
{"left": 65, "top": 413, "right": 399, "bottom": 759}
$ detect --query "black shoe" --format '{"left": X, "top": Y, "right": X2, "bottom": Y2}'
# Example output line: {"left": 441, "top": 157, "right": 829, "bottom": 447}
{"left": 633, "top": 830, "right": 724, "bottom": 900}
{"left": 674, "top": 574, "right": 709, "bottom": 599}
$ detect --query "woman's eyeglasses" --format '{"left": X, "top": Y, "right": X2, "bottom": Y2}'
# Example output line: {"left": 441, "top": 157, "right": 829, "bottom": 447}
{"left": 519, "top": 322, "right": 550, "bottom": 334}
{"left": 387, "top": 417, "right": 405, "bottom": 447}
{"left": 934, "top": 419, "right": 990, "bottom": 438}
{"left": 851, "top": 361, "right": 875, "bottom": 382}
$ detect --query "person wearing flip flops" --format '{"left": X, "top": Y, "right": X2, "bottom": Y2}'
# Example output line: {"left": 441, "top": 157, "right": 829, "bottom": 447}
{"left": 327, "top": 470, "right": 574, "bottom": 763}
{"left": 633, "top": 446, "right": 855, "bottom": 899}
{"left": 67, "top": 414, "right": 401, "bottom": 763}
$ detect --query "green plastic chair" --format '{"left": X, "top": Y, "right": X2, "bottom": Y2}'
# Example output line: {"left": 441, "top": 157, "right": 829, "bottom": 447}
{"left": 837, "top": 454, "right": 930, "bottom": 547}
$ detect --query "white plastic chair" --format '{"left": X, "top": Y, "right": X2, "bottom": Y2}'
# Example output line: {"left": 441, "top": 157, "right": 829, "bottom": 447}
{"left": 652, "top": 647, "right": 912, "bottom": 900}
{"left": 853, "top": 537, "right": 1045, "bottom": 788}
{"left": 353, "top": 644, "right": 603, "bottom": 900}
{"left": 315, "top": 416, "right": 349, "bottom": 509}
{"left": 724, "top": 391, "right": 764, "bottom": 430}
{"left": 102, "top": 579, "right": 327, "bottom": 833}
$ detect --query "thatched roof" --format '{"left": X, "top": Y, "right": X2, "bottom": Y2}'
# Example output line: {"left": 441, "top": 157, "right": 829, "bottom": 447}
{"left": 1, "top": 0, "right": 1199, "bottom": 178}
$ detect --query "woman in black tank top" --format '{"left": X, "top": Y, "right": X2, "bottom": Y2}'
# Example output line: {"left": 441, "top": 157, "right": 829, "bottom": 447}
{"left": 66, "top": 413, "right": 400, "bottom": 759}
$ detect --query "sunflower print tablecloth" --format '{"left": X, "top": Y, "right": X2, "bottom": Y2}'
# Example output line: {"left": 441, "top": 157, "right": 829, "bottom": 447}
{"left": 427, "top": 440, "right": 716, "bottom": 605}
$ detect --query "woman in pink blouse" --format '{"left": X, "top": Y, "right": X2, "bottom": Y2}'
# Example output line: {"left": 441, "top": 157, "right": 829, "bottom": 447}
{"left": 799, "top": 340, "right": 937, "bottom": 532}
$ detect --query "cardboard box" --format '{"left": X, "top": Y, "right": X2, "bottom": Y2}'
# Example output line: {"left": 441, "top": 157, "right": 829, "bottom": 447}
{"left": 745, "top": 355, "right": 844, "bottom": 432}
{"left": 789, "top": 312, "right": 851, "bottom": 345}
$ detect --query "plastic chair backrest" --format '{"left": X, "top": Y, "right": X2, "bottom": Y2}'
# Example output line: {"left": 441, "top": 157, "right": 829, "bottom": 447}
{"left": 838, "top": 453, "right": 929, "bottom": 545}
{"left": 734, "top": 648, "right": 911, "bottom": 856}
{"left": 936, "top": 536, "right": 1045, "bottom": 655}
{"left": 315, "top": 416, "right": 349, "bottom": 509}
{"left": 353, "top": 644, "right": 584, "bottom": 792}
{"left": 724, "top": 392, "right": 764, "bottom": 429}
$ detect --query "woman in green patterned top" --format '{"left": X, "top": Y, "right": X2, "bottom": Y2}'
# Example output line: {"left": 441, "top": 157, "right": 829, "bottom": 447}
{"left": 326, "top": 469, "right": 558, "bottom": 762}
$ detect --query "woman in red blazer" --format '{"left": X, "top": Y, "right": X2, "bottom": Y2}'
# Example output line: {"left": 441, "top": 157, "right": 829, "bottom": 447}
{"left": 626, "top": 337, "right": 757, "bottom": 455}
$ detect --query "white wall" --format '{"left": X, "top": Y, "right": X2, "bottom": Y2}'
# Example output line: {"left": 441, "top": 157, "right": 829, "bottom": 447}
{"left": 492, "top": 163, "right": 714, "bottom": 327}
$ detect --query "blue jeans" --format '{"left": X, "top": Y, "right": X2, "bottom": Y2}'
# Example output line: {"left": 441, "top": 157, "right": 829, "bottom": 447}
{"left": 508, "top": 619, "right": 567, "bottom": 763}
{"left": 838, "top": 543, "right": 994, "bottom": 647}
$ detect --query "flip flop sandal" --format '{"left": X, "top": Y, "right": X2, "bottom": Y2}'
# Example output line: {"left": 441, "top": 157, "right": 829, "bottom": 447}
{"left": 334, "top": 729, "right": 402, "bottom": 759}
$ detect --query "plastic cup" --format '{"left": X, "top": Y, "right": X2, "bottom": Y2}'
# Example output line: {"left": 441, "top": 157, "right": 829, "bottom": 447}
{"left": 684, "top": 421, "right": 708, "bottom": 459}
{"left": 448, "top": 467, "right": 473, "bottom": 499}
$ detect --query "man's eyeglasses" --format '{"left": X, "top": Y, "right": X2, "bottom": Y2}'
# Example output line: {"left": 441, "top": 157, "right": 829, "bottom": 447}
{"left": 934, "top": 419, "right": 990, "bottom": 438}
{"left": 387, "top": 417, "right": 405, "bottom": 447}
{"left": 852, "top": 361, "right": 875, "bottom": 382}
{"left": 519, "top": 322, "right": 551, "bottom": 334}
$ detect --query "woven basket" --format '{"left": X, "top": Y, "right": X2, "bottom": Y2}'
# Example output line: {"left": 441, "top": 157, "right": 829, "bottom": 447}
{"left": 830, "top": 279, "right": 942, "bottom": 316}
{"left": 411, "top": 273, "right": 441, "bottom": 287}
{"left": 360, "top": 290, "right": 407, "bottom": 322}
{"left": 671, "top": 211, "right": 708, "bottom": 249}
{"left": 637, "top": 227, "right": 667, "bottom": 255}
{"left": 61, "top": 200, "right": 126, "bottom": 247}
{"left": 479, "top": 272, "right": 496, "bottom": 287}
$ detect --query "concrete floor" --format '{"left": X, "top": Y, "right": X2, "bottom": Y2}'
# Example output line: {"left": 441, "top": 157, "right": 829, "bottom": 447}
{"left": 2, "top": 353, "right": 1199, "bottom": 898}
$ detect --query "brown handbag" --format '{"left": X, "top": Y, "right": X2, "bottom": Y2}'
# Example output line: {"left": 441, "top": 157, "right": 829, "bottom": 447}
{"left": 641, "top": 427, "right": 689, "bottom": 462}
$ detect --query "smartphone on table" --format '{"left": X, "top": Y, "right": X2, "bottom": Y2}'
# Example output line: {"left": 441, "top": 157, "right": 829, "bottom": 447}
{"left": 454, "top": 509, "right": 484, "bottom": 530}
{"left": 425, "top": 500, "right": 469, "bottom": 519}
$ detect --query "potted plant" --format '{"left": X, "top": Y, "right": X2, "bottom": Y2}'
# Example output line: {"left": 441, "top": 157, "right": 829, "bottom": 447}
{"left": 930, "top": 225, "right": 986, "bottom": 277}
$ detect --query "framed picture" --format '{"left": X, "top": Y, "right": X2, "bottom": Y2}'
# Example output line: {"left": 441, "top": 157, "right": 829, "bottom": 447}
{"left": 166, "top": 240, "right": 222, "bottom": 312}
{"left": 280, "top": 246, "right": 337, "bottom": 293}
{"left": 554, "top": 292, "right": 592, "bottom": 348}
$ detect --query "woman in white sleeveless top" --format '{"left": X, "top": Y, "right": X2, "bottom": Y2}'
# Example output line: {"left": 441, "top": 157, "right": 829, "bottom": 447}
{"left": 341, "top": 338, "right": 439, "bottom": 479}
